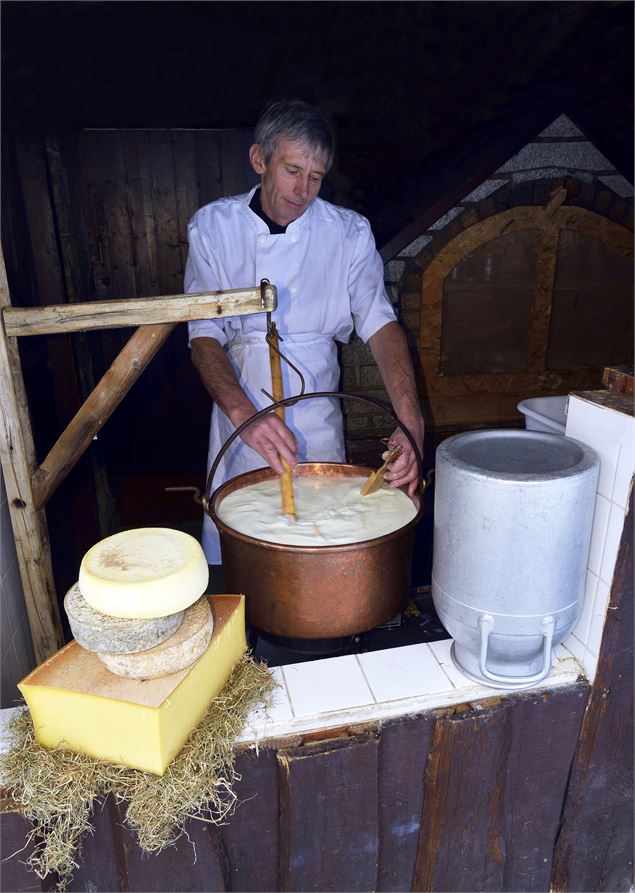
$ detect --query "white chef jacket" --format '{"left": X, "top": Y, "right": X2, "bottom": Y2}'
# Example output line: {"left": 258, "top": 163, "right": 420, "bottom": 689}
{"left": 185, "top": 186, "right": 396, "bottom": 563}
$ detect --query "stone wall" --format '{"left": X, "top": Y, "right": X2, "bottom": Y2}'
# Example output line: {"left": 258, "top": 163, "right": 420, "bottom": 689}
{"left": 340, "top": 114, "right": 634, "bottom": 442}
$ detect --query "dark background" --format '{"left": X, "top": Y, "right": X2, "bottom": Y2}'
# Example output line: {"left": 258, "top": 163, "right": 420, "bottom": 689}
{"left": 2, "top": 0, "right": 633, "bottom": 246}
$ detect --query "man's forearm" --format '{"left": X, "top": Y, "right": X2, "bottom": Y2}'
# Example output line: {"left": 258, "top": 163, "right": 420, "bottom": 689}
{"left": 368, "top": 322, "right": 424, "bottom": 440}
{"left": 190, "top": 337, "right": 256, "bottom": 428}
{"left": 368, "top": 321, "right": 424, "bottom": 494}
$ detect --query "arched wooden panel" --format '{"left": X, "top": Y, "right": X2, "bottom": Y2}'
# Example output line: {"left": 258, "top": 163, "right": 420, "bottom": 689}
{"left": 419, "top": 203, "right": 633, "bottom": 427}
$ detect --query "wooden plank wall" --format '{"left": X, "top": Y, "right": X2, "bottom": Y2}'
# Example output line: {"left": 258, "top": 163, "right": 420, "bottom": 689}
{"left": 1, "top": 128, "right": 258, "bottom": 599}
{"left": 0, "top": 684, "right": 589, "bottom": 893}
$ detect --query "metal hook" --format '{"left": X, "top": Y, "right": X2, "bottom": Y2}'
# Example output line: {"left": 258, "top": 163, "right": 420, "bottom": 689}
{"left": 262, "top": 279, "right": 306, "bottom": 404}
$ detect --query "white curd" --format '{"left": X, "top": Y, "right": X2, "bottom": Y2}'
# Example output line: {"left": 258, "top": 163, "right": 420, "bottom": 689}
{"left": 216, "top": 476, "right": 417, "bottom": 546}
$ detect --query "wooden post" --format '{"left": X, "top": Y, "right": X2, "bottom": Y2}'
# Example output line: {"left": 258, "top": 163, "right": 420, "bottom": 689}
{"left": 0, "top": 245, "right": 65, "bottom": 661}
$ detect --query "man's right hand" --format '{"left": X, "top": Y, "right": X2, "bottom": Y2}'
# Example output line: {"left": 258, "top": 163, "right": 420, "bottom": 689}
{"left": 191, "top": 337, "right": 298, "bottom": 475}
{"left": 236, "top": 411, "right": 298, "bottom": 474}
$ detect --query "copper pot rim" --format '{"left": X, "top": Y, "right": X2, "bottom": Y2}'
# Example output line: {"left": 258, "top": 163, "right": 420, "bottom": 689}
{"left": 209, "top": 461, "right": 423, "bottom": 554}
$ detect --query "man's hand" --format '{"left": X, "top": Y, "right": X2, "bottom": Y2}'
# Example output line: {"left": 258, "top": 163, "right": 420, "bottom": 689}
{"left": 191, "top": 336, "right": 298, "bottom": 474}
{"left": 234, "top": 410, "right": 298, "bottom": 474}
{"left": 382, "top": 421, "right": 424, "bottom": 497}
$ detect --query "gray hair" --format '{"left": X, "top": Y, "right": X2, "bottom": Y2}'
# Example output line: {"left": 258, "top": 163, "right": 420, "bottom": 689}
{"left": 254, "top": 99, "right": 334, "bottom": 172}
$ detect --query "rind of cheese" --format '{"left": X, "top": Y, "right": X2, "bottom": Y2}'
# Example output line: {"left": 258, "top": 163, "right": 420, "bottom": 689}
{"left": 64, "top": 583, "right": 185, "bottom": 654}
{"left": 98, "top": 597, "right": 214, "bottom": 679}
{"left": 18, "top": 595, "right": 246, "bottom": 776}
{"left": 78, "top": 527, "right": 209, "bottom": 619}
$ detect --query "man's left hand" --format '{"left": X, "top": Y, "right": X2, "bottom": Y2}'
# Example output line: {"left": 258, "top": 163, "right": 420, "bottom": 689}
{"left": 382, "top": 422, "right": 424, "bottom": 497}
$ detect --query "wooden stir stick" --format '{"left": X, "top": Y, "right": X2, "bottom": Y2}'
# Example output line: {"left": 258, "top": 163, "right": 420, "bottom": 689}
{"left": 267, "top": 325, "right": 296, "bottom": 520}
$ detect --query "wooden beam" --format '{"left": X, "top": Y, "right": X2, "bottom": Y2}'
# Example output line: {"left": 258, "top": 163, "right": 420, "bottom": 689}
{"left": 0, "top": 245, "right": 65, "bottom": 661}
{"left": 2, "top": 286, "right": 278, "bottom": 337}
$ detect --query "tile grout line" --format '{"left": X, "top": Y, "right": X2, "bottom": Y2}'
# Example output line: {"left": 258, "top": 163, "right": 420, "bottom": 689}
{"left": 592, "top": 489, "right": 611, "bottom": 582}
{"left": 598, "top": 503, "right": 627, "bottom": 587}
{"left": 277, "top": 666, "right": 296, "bottom": 718}
{"left": 576, "top": 569, "right": 599, "bottom": 647}
{"left": 427, "top": 642, "right": 459, "bottom": 690}
{"left": 354, "top": 653, "right": 378, "bottom": 704}
{"left": 608, "top": 442, "right": 622, "bottom": 506}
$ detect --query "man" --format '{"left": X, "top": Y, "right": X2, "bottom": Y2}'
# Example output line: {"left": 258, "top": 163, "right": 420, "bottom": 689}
{"left": 186, "top": 98, "right": 424, "bottom": 564}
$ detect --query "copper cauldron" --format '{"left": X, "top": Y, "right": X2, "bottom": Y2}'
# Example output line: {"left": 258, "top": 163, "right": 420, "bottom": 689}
{"left": 205, "top": 393, "right": 424, "bottom": 640}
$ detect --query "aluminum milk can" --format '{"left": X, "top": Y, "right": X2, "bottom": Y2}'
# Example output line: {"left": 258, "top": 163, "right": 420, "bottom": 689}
{"left": 432, "top": 429, "right": 600, "bottom": 690}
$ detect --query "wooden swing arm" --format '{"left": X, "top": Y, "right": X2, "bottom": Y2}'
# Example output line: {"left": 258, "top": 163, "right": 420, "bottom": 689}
{"left": 3, "top": 286, "right": 278, "bottom": 336}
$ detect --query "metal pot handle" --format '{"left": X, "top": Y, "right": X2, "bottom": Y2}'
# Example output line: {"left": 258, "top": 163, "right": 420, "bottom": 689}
{"left": 477, "top": 613, "right": 556, "bottom": 686}
{"left": 202, "top": 391, "right": 423, "bottom": 514}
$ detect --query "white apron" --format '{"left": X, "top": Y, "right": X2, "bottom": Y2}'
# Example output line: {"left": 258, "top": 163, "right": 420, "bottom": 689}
{"left": 202, "top": 330, "right": 345, "bottom": 563}
{"left": 186, "top": 190, "right": 397, "bottom": 564}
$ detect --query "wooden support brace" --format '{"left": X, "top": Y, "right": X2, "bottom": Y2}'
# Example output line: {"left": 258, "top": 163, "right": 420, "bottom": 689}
{"left": 31, "top": 323, "right": 176, "bottom": 510}
{"left": 0, "top": 246, "right": 65, "bottom": 661}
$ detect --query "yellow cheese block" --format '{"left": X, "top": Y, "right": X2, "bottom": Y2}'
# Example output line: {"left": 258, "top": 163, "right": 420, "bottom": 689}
{"left": 78, "top": 527, "right": 209, "bottom": 619}
{"left": 18, "top": 596, "right": 246, "bottom": 776}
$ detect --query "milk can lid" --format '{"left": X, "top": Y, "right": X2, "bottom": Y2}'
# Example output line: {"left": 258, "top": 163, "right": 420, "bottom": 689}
{"left": 438, "top": 430, "right": 600, "bottom": 481}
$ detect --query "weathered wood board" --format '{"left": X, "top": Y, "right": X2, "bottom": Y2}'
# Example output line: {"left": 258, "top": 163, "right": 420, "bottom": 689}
{"left": 377, "top": 712, "right": 435, "bottom": 892}
{"left": 414, "top": 686, "right": 588, "bottom": 893}
{"left": 277, "top": 732, "right": 381, "bottom": 892}
{"left": 552, "top": 489, "right": 634, "bottom": 892}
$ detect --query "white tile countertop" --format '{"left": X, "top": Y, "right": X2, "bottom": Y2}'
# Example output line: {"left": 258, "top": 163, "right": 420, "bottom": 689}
{"left": 0, "top": 640, "right": 584, "bottom": 765}
{"left": 235, "top": 638, "right": 583, "bottom": 745}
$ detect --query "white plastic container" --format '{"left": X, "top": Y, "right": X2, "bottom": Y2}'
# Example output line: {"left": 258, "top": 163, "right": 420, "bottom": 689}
{"left": 517, "top": 395, "right": 568, "bottom": 434}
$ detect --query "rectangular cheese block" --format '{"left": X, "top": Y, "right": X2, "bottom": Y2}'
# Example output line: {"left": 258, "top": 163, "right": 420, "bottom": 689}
{"left": 18, "top": 595, "right": 246, "bottom": 776}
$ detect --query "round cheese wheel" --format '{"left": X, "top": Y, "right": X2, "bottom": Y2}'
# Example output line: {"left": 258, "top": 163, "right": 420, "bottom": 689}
{"left": 78, "top": 528, "right": 209, "bottom": 619}
{"left": 64, "top": 583, "right": 185, "bottom": 654}
{"left": 97, "top": 597, "right": 214, "bottom": 679}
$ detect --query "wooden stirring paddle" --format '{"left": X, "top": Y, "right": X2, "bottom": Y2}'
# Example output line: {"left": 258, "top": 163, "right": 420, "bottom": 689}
{"left": 360, "top": 444, "right": 404, "bottom": 496}
{"left": 267, "top": 325, "right": 296, "bottom": 519}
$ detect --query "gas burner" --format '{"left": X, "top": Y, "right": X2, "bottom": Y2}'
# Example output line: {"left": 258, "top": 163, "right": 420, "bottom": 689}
{"left": 249, "top": 588, "right": 449, "bottom": 667}
{"left": 248, "top": 628, "right": 363, "bottom": 664}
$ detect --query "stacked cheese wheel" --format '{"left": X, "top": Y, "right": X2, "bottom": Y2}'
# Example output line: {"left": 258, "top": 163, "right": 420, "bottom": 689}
{"left": 64, "top": 528, "right": 211, "bottom": 679}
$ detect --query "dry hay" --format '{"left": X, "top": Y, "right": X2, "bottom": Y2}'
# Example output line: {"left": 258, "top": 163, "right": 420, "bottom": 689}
{"left": 1, "top": 654, "right": 275, "bottom": 891}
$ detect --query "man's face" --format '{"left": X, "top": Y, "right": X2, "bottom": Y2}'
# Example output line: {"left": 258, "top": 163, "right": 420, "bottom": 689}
{"left": 249, "top": 138, "right": 328, "bottom": 227}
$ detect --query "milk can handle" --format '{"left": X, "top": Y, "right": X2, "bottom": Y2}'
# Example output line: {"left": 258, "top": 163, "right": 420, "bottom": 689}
{"left": 203, "top": 391, "right": 423, "bottom": 514}
{"left": 477, "top": 614, "right": 556, "bottom": 686}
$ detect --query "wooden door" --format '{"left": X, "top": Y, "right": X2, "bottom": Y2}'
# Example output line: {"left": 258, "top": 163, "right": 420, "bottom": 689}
{"left": 419, "top": 201, "right": 633, "bottom": 428}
